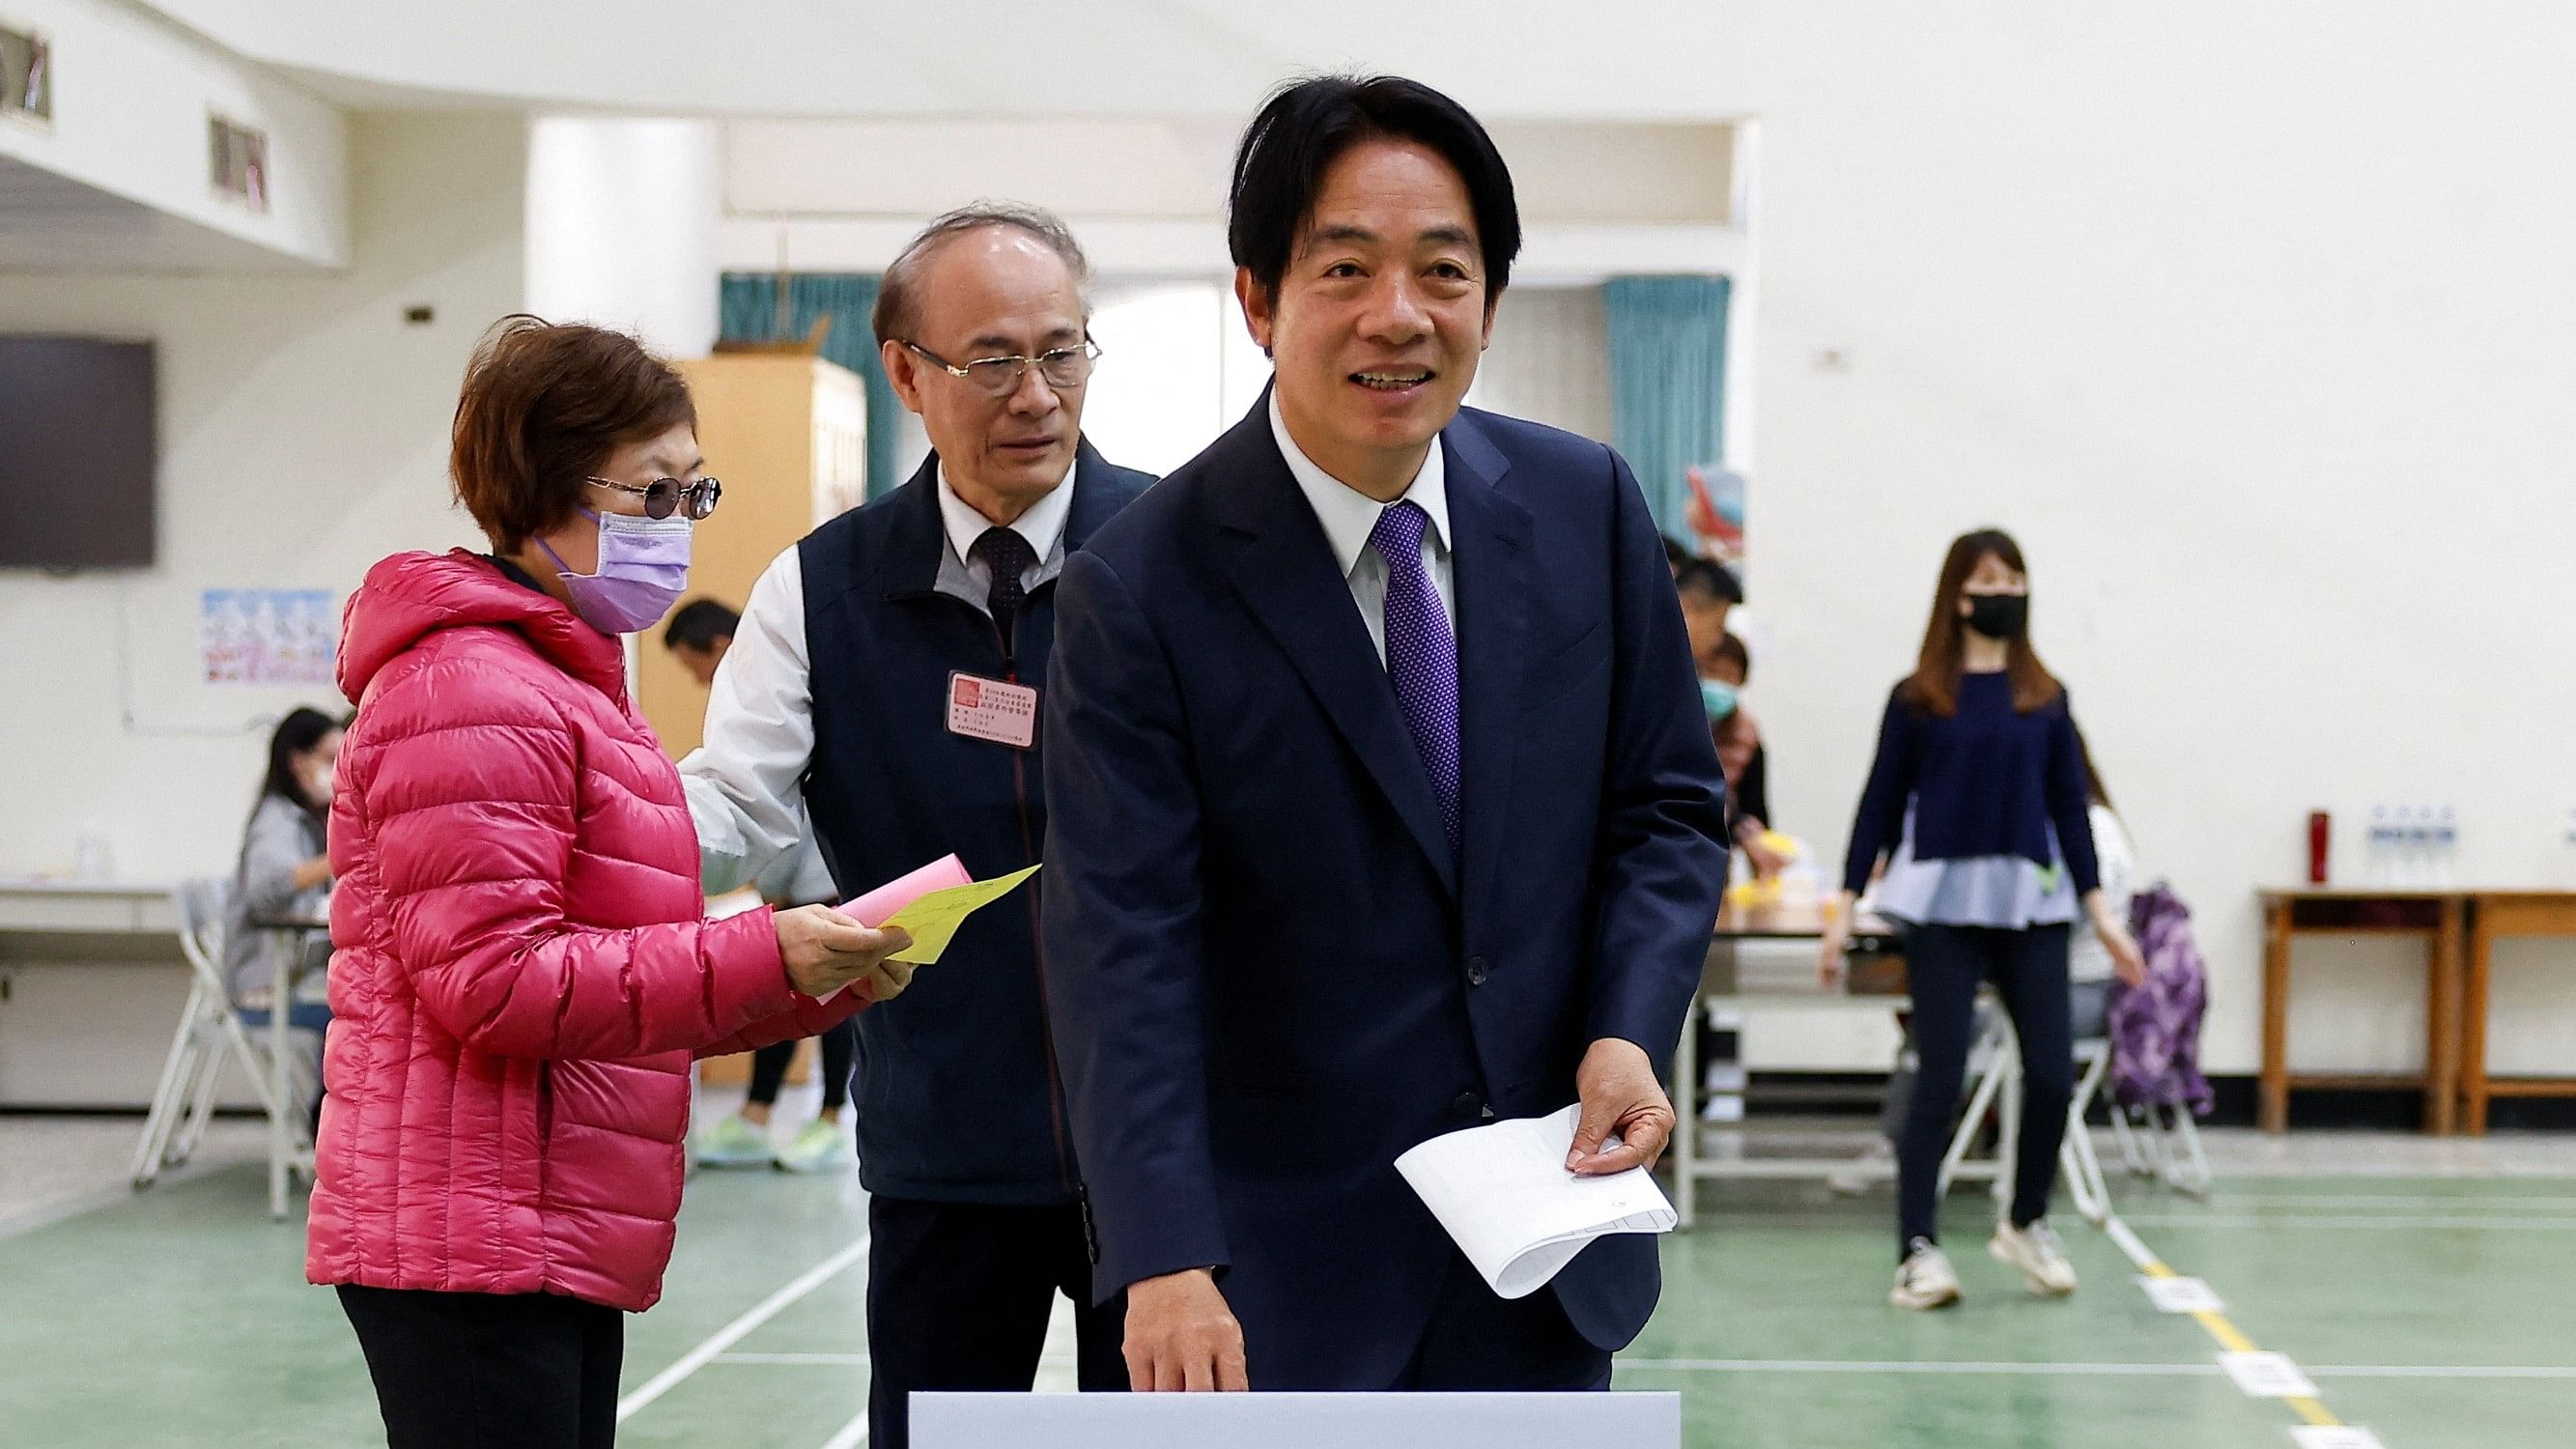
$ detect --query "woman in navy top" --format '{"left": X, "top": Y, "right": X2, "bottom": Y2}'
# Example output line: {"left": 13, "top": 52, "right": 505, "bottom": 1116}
{"left": 1821, "top": 529, "right": 2144, "bottom": 1312}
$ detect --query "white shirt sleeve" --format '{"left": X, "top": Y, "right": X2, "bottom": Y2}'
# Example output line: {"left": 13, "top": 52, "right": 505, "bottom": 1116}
{"left": 681, "top": 547, "right": 814, "bottom": 895}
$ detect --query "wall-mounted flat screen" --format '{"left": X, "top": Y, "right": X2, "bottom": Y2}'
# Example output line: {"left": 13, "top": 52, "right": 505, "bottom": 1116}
{"left": 0, "top": 337, "right": 157, "bottom": 569}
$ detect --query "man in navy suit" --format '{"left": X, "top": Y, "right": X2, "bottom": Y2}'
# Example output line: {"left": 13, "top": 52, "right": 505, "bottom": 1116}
{"left": 1041, "top": 75, "right": 1729, "bottom": 1392}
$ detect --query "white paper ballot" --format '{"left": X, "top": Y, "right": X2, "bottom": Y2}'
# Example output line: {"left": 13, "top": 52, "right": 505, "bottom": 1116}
{"left": 1394, "top": 1104, "right": 1677, "bottom": 1299}
{"left": 2137, "top": 1274, "right": 2224, "bottom": 1314}
{"left": 2219, "top": 1350, "right": 2318, "bottom": 1399}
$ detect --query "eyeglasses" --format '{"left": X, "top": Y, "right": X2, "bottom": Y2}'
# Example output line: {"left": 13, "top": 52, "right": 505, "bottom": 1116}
{"left": 901, "top": 338, "right": 1101, "bottom": 398}
{"left": 586, "top": 475, "right": 722, "bottom": 521}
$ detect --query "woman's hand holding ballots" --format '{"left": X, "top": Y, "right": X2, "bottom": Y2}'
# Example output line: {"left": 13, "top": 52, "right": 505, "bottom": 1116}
{"left": 774, "top": 905, "right": 915, "bottom": 1003}
{"left": 783, "top": 854, "right": 1045, "bottom": 1003}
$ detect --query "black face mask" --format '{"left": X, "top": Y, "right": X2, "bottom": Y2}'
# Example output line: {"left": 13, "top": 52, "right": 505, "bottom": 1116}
{"left": 1966, "top": 593, "right": 2028, "bottom": 640}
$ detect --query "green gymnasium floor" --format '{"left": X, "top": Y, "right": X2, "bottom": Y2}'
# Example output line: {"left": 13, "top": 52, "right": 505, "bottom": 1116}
{"left": 3, "top": 1156, "right": 2572, "bottom": 1447}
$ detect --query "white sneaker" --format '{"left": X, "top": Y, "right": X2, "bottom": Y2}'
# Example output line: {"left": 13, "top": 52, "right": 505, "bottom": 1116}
{"left": 1890, "top": 1238, "right": 1962, "bottom": 1310}
{"left": 1990, "top": 1218, "right": 2079, "bottom": 1296}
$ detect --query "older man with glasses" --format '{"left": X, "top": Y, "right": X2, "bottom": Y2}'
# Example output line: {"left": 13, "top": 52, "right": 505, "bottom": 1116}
{"left": 680, "top": 203, "right": 1154, "bottom": 1449}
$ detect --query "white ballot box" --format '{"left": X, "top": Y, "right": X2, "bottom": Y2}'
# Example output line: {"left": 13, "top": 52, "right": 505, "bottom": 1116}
{"left": 912, "top": 1390, "right": 1681, "bottom": 1448}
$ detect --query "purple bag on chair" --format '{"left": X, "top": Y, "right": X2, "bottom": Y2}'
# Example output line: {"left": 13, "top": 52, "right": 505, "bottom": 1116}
{"left": 2108, "top": 882, "right": 2216, "bottom": 1116}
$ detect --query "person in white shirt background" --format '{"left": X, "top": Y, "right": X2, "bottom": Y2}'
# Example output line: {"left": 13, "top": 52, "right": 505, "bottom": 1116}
{"left": 662, "top": 598, "right": 854, "bottom": 1173}
{"left": 678, "top": 203, "right": 1159, "bottom": 1449}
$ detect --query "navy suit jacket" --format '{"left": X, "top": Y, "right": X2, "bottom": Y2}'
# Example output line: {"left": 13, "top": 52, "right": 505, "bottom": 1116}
{"left": 1040, "top": 396, "right": 1728, "bottom": 1388}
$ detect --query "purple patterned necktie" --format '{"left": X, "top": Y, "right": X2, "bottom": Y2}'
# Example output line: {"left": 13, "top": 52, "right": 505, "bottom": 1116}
{"left": 1368, "top": 500, "right": 1460, "bottom": 851}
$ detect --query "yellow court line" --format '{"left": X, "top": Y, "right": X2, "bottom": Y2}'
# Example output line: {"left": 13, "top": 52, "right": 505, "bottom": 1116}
{"left": 2126, "top": 1234, "right": 2341, "bottom": 1429}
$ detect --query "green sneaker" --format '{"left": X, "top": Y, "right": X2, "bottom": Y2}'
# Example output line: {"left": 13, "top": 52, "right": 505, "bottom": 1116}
{"left": 694, "top": 1113, "right": 775, "bottom": 1168}
{"left": 778, "top": 1119, "right": 854, "bottom": 1174}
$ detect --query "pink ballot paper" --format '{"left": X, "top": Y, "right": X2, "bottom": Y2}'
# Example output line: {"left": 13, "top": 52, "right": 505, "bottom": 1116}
{"left": 843, "top": 854, "right": 973, "bottom": 926}
{"left": 808, "top": 854, "right": 1044, "bottom": 999}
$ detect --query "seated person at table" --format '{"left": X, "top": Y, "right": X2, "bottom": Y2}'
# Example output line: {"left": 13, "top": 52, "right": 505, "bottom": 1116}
{"left": 1676, "top": 562, "right": 1782, "bottom": 878}
{"left": 222, "top": 706, "right": 341, "bottom": 1030}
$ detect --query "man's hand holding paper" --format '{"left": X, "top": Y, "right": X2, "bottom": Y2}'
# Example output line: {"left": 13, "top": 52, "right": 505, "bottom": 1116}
{"left": 1566, "top": 1037, "right": 1678, "bottom": 1176}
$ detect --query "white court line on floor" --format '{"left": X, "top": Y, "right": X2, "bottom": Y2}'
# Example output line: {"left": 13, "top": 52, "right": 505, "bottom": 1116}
{"left": 816, "top": 1408, "right": 869, "bottom": 1449}
{"left": 2119, "top": 1212, "right": 2576, "bottom": 1231}
{"left": 2311, "top": 1365, "right": 2576, "bottom": 1379}
{"left": 1617, "top": 1358, "right": 2576, "bottom": 1379}
{"left": 616, "top": 1232, "right": 871, "bottom": 1423}
{"left": 2210, "top": 1193, "right": 2576, "bottom": 1210}
{"left": 1627, "top": 1358, "right": 2217, "bottom": 1376}
{"left": 715, "top": 1353, "right": 2576, "bottom": 1382}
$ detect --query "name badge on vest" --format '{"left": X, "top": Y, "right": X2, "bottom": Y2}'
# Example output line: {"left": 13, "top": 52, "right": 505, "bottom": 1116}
{"left": 947, "top": 671, "right": 1039, "bottom": 750}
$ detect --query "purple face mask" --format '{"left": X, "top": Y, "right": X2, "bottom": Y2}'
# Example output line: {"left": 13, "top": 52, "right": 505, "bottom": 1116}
{"left": 537, "top": 508, "right": 694, "bottom": 635}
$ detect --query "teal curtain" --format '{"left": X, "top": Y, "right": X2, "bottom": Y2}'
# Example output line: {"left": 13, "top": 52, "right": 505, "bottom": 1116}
{"left": 1603, "top": 275, "right": 1732, "bottom": 537}
{"left": 718, "top": 273, "right": 904, "bottom": 500}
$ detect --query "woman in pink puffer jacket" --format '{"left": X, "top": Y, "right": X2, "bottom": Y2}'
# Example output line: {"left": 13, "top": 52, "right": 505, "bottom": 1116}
{"left": 314, "top": 317, "right": 912, "bottom": 1449}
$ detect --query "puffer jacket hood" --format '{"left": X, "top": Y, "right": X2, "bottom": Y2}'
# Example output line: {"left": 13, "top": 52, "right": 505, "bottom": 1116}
{"left": 339, "top": 548, "right": 619, "bottom": 705}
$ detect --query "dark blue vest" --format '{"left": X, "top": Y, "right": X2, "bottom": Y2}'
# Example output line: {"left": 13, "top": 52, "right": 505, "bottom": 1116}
{"left": 800, "top": 442, "right": 1154, "bottom": 1204}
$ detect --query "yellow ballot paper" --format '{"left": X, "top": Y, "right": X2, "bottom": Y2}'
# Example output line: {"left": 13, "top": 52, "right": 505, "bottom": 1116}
{"left": 877, "top": 865, "right": 1041, "bottom": 964}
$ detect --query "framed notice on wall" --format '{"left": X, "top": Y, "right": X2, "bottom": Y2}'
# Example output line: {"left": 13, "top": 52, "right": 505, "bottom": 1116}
{"left": 0, "top": 23, "right": 49, "bottom": 125}
{"left": 200, "top": 588, "right": 336, "bottom": 687}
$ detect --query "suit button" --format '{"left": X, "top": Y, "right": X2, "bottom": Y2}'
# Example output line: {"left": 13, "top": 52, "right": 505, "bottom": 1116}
{"left": 1466, "top": 955, "right": 1489, "bottom": 986}
{"left": 1452, "top": 1092, "right": 1483, "bottom": 1120}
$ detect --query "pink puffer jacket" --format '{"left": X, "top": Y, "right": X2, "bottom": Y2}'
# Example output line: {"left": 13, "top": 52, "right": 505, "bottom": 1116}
{"left": 308, "top": 550, "right": 865, "bottom": 1311}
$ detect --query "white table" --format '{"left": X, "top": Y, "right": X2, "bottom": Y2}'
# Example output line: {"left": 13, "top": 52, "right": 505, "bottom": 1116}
{"left": 915, "top": 1391, "right": 1679, "bottom": 1448}
{"left": 1667, "top": 901, "right": 1909, "bottom": 1228}
{"left": 0, "top": 880, "right": 184, "bottom": 1108}
{"left": 0, "top": 879, "right": 182, "bottom": 933}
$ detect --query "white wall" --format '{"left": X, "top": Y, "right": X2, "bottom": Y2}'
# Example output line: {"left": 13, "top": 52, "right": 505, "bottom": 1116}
{"left": 524, "top": 117, "right": 720, "bottom": 357}
{"left": 715, "top": 117, "right": 1746, "bottom": 286}
{"left": 0, "top": 112, "right": 526, "bottom": 884}
{"left": 1714, "top": 4, "right": 2576, "bottom": 1077}
{"left": 0, "top": 0, "right": 347, "bottom": 268}
{"left": 1466, "top": 286, "right": 1614, "bottom": 444}
{"left": 140, "top": 0, "right": 1747, "bottom": 122}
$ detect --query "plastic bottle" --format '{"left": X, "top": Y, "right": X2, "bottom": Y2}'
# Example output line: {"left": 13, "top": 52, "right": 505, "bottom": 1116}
{"left": 2434, "top": 806, "right": 2459, "bottom": 888}
{"left": 2392, "top": 806, "right": 2418, "bottom": 887}
{"left": 2367, "top": 806, "right": 2392, "bottom": 887}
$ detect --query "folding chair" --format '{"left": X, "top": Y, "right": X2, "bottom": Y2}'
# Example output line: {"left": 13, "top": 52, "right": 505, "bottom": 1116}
{"left": 2110, "top": 1099, "right": 2213, "bottom": 1198}
{"left": 128, "top": 878, "right": 312, "bottom": 1188}
{"left": 2059, "top": 1038, "right": 2115, "bottom": 1224}
{"left": 1945, "top": 1019, "right": 2121, "bottom": 1223}
{"left": 1935, "top": 1001, "right": 2013, "bottom": 1201}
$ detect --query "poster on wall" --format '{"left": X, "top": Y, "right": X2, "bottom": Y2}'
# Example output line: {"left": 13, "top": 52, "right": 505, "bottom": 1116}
{"left": 200, "top": 589, "right": 337, "bottom": 686}
{"left": 1684, "top": 464, "right": 1747, "bottom": 578}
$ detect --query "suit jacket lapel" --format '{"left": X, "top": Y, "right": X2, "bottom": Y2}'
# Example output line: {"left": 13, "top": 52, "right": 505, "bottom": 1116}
{"left": 1443, "top": 414, "right": 1532, "bottom": 923}
{"left": 1209, "top": 403, "right": 1460, "bottom": 899}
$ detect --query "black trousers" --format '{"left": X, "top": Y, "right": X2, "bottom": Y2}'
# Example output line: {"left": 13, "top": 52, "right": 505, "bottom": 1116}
{"left": 338, "top": 1284, "right": 623, "bottom": 1449}
{"left": 1894, "top": 922, "right": 2075, "bottom": 1256}
{"left": 1394, "top": 1250, "right": 1614, "bottom": 1390}
{"left": 747, "top": 1015, "right": 857, "bottom": 1111}
{"left": 866, "top": 1196, "right": 1128, "bottom": 1449}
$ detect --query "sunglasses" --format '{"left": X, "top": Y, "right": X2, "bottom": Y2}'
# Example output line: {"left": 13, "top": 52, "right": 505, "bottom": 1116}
{"left": 586, "top": 475, "right": 722, "bottom": 521}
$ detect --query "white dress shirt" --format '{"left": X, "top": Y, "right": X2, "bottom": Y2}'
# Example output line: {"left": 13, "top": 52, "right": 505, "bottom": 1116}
{"left": 681, "top": 463, "right": 1078, "bottom": 894}
{"left": 1266, "top": 393, "right": 1455, "bottom": 662}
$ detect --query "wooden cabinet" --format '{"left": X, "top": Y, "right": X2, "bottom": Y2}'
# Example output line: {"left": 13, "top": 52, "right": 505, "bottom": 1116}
{"left": 637, "top": 353, "right": 865, "bottom": 760}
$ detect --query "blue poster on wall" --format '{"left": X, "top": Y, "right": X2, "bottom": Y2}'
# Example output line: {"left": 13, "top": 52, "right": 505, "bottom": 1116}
{"left": 200, "top": 588, "right": 337, "bottom": 687}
